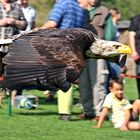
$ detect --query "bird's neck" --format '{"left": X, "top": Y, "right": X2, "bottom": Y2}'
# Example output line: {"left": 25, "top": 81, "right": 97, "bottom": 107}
{"left": 85, "top": 50, "right": 94, "bottom": 58}
{"left": 85, "top": 49, "right": 102, "bottom": 60}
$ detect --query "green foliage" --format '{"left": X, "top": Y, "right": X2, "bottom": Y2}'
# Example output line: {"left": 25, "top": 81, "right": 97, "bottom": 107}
{"left": 29, "top": 0, "right": 54, "bottom": 27}
{"left": 102, "top": 0, "right": 140, "bottom": 20}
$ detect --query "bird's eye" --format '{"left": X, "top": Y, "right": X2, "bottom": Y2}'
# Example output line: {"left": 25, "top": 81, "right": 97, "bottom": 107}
{"left": 113, "top": 45, "right": 120, "bottom": 49}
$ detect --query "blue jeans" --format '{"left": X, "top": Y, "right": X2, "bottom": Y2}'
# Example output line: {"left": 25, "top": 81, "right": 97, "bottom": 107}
{"left": 107, "top": 62, "right": 121, "bottom": 78}
{"left": 136, "top": 60, "right": 140, "bottom": 98}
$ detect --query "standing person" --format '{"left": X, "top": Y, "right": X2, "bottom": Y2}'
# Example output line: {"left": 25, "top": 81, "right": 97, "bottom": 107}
{"left": 18, "top": 0, "right": 36, "bottom": 31}
{"left": 94, "top": 79, "right": 140, "bottom": 131}
{"left": 0, "top": 0, "right": 27, "bottom": 106}
{"left": 10, "top": 0, "right": 36, "bottom": 104}
{"left": 0, "top": 85, "right": 4, "bottom": 107}
{"left": 110, "top": 8, "right": 121, "bottom": 41}
{"left": 0, "top": 0, "right": 27, "bottom": 38}
{"left": 41, "top": 0, "right": 85, "bottom": 29}
{"left": 129, "top": 14, "right": 140, "bottom": 99}
{"left": 106, "top": 8, "right": 122, "bottom": 91}
{"left": 79, "top": 0, "right": 115, "bottom": 120}
{"left": 41, "top": 0, "right": 85, "bottom": 121}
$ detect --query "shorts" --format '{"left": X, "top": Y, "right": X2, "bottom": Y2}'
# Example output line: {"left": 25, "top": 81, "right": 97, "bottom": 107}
{"left": 113, "top": 112, "right": 140, "bottom": 128}
{"left": 113, "top": 120, "right": 124, "bottom": 128}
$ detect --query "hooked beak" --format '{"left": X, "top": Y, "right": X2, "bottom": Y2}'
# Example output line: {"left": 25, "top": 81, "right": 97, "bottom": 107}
{"left": 118, "top": 45, "right": 132, "bottom": 55}
{"left": 119, "top": 55, "right": 127, "bottom": 68}
{"left": 108, "top": 55, "right": 127, "bottom": 68}
{"left": 110, "top": 44, "right": 131, "bottom": 67}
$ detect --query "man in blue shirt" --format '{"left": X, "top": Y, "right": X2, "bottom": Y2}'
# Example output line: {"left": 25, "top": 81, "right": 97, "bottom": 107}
{"left": 41, "top": 0, "right": 85, "bottom": 29}
{"left": 41, "top": 0, "right": 86, "bottom": 121}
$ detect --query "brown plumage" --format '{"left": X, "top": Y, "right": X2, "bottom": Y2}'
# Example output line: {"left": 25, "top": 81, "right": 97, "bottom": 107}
{"left": 0, "top": 28, "right": 131, "bottom": 92}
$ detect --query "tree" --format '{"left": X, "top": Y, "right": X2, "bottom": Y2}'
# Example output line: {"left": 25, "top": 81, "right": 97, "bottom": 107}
{"left": 102, "top": 0, "right": 140, "bottom": 20}
{"left": 30, "top": 0, "right": 54, "bottom": 27}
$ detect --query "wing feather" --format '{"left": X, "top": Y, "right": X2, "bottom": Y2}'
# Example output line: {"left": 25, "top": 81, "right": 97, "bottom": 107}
{"left": 1, "top": 28, "right": 93, "bottom": 91}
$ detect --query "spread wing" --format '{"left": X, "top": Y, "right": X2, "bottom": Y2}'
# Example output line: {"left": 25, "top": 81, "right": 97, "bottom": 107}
{"left": 1, "top": 28, "right": 91, "bottom": 92}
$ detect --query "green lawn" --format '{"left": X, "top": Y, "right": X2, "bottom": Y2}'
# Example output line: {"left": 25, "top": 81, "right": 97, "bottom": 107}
{"left": 0, "top": 79, "right": 140, "bottom": 140}
{"left": 124, "top": 78, "right": 138, "bottom": 100}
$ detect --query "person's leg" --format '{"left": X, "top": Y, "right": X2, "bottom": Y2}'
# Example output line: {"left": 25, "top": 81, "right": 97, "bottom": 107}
{"left": 11, "top": 89, "right": 23, "bottom": 106}
{"left": 127, "top": 121, "right": 140, "bottom": 130}
{"left": 0, "top": 57, "right": 5, "bottom": 107}
{"left": 0, "top": 57, "right": 5, "bottom": 77}
{"left": 0, "top": 88, "right": 5, "bottom": 106}
{"left": 0, "top": 92, "right": 4, "bottom": 107}
{"left": 132, "top": 99, "right": 140, "bottom": 116}
{"left": 136, "top": 78, "right": 140, "bottom": 99}
{"left": 57, "top": 86, "right": 73, "bottom": 120}
{"left": 44, "top": 91, "right": 54, "bottom": 102}
{"left": 93, "top": 59, "right": 109, "bottom": 117}
{"left": 79, "top": 59, "right": 96, "bottom": 118}
{"left": 11, "top": 90, "right": 17, "bottom": 106}
{"left": 124, "top": 100, "right": 140, "bottom": 130}
{"left": 107, "top": 62, "right": 121, "bottom": 78}
{"left": 136, "top": 61, "right": 140, "bottom": 99}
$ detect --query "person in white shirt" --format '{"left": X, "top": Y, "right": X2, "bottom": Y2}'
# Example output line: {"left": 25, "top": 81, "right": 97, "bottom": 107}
{"left": 10, "top": 0, "right": 36, "bottom": 106}
{"left": 18, "top": 0, "right": 36, "bottom": 31}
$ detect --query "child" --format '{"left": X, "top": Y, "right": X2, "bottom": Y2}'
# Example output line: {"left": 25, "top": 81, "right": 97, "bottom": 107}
{"left": 94, "top": 78, "right": 140, "bottom": 131}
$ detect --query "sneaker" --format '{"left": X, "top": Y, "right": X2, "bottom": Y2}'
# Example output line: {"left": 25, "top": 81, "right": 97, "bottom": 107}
{"left": 59, "top": 114, "right": 71, "bottom": 121}
{"left": 44, "top": 93, "right": 54, "bottom": 103}
{"left": 79, "top": 114, "right": 94, "bottom": 120}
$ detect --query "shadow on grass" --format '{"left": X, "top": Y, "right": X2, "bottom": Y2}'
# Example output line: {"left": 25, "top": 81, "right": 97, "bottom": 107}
{"left": 38, "top": 97, "right": 57, "bottom": 105}
{"left": 15, "top": 112, "right": 83, "bottom": 122}
{"left": 38, "top": 96, "right": 80, "bottom": 105}
{"left": 15, "top": 111, "right": 83, "bottom": 121}
{"left": 15, "top": 111, "right": 58, "bottom": 116}
{"left": 15, "top": 110, "right": 81, "bottom": 116}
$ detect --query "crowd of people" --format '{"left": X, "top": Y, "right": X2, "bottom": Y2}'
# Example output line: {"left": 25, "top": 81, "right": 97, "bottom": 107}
{"left": 0, "top": 0, "right": 140, "bottom": 131}
{"left": 0, "top": 0, "right": 36, "bottom": 107}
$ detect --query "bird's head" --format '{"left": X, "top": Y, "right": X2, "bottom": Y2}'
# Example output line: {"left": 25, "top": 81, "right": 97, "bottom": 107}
{"left": 86, "top": 38, "right": 131, "bottom": 67}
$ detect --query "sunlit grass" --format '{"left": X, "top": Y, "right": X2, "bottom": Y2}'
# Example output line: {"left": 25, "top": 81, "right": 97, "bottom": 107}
{"left": 124, "top": 78, "right": 138, "bottom": 100}
{"left": 0, "top": 79, "right": 140, "bottom": 140}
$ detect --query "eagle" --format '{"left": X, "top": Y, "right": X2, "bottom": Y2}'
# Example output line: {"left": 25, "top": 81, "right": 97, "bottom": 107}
{"left": 0, "top": 28, "right": 131, "bottom": 92}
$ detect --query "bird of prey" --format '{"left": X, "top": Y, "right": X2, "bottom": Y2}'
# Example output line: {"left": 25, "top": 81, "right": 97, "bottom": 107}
{"left": 0, "top": 28, "right": 131, "bottom": 92}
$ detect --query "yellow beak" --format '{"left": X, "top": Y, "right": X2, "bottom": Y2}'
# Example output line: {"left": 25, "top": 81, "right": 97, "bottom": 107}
{"left": 118, "top": 45, "right": 132, "bottom": 55}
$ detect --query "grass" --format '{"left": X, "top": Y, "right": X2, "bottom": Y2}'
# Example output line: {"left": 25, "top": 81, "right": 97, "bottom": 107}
{"left": 0, "top": 79, "right": 140, "bottom": 140}
{"left": 124, "top": 78, "right": 138, "bottom": 100}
